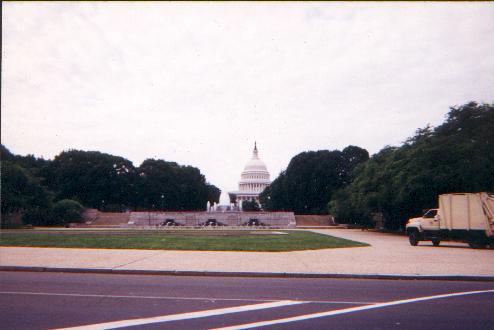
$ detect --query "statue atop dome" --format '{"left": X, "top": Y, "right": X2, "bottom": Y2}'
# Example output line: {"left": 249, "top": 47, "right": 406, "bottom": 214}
{"left": 228, "top": 142, "right": 271, "bottom": 210}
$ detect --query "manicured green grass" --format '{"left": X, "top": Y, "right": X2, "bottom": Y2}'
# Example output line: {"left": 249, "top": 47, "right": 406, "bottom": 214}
{"left": 0, "top": 230, "right": 368, "bottom": 252}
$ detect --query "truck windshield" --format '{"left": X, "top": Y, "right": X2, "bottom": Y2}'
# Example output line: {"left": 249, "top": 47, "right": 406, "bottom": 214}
{"left": 423, "top": 209, "right": 437, "bottom": 218}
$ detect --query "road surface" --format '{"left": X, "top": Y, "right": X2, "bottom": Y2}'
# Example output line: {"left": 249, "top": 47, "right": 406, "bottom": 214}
{"left": 1, "top": 271, "right": 493, "bottom": 329}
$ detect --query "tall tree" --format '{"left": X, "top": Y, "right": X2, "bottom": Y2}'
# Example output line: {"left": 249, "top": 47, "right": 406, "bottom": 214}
{"left": 1, "top": 145, "right": 222, "bottom": 223}
{"left": 41, "top": 150, "right": 136, "bottom": 209}
{"left": 330, "top": 102, "right": 494, "bottom": 229}
{"left": 206, "top": 184, "right": 221, "bottom": 205}
{"left": 1, "top": 161, "right": 51, "bottom": 215}
{"left": 260, "top": 146, "right": 369, "bottom": 214}
{"left": 135, "top": 159, "right": 219, "bottom": 211}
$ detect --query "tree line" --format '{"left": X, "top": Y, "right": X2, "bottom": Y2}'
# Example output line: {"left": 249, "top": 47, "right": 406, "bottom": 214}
{"left": 330, "top": 102, "right": 494, "bottom": 229}
{"left": 2, "top": 101, "right": 492, "bottom": 229}
{"left": 260, "top": 102, "right": 494, "bottom": 230}
{"left": 259, "top": 146, "right": 369, "bottom": 214}
{"left": 1, "top": 147, "right": 221, "bottom": 226}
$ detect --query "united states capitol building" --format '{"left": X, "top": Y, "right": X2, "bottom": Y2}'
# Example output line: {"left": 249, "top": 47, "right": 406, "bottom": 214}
{"left": 119, "top": 142, "right": 295, "bottom": 227}
{"left": 228, "top": 143, "right": 271, "bottom": 208}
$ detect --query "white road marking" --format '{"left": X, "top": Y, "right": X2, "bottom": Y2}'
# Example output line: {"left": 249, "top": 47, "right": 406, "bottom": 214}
{"left": 0, "top": 291, "right": 275, "bottom": 302}
{"left": 54, "top": 300, "right": 306, "bottom": 330}
{"left": 213, "top": 289, "right": 494, "bottom": 330}
{"left": 0, "top": 291, "right": 377, "bottom": 305}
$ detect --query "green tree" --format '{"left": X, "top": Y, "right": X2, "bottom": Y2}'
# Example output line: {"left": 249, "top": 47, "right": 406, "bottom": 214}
{"left": 1, "top": 161, "right": 51, "bottom": 215}
{"left": 1, "top": 160, "right": 52, "bottom": 227}
{"left": 135, "top": 159, "right": 220, "bottom": 211}
{"left": 1, "top": 145, "right": 222, "bottom": 220}
{"left": 206, "top": 184, "right": 221, "bottom": 205}
{"left": 42, "top": 150, "right": 136, "bottom": 209}
{"left": 242, "top": 199, "right": 261, "bottom": 212}
{"left": 1, "top": 144, "right": 50, "bottom": 178}
{"left": 50, "top": 199, "right": 84, "bottom": 225}
{"left": 260, "top": 146, "right": 369, "bottom": 214}
{"left": 0, "top": 144, "right": 15, "bottom": 162}
{"left": 330, "top": 102, "right": 494, "bottom": 229}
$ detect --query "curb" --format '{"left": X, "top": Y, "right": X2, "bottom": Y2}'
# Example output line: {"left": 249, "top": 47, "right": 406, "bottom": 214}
{"left": 1, "top": 266, "right": 493, "bottom": 282}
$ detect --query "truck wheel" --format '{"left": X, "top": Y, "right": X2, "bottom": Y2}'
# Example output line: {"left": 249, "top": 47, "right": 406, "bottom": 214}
{"left": 468, "top": 241, "right": 487, "bottom": 249}
{"left": 408, "top": 231, "right": 419, "bottom": 246}
{"left": 432, "top": 239, "right": 440, "bottom": 247}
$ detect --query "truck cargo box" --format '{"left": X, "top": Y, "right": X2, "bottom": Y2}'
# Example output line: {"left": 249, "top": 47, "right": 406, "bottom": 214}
{"left": 439, "top": 193, "right": 494, "bottom": 235}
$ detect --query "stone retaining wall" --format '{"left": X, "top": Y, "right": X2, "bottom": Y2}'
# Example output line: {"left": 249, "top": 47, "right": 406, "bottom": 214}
{"left": 128, "top": 211, "right": 296, "bottom": 228}
{"left": 295, "top": 215, "right": 335, "bottom": 226}
{"left": 83, "top": 210, "right": 130, "bottom": 225}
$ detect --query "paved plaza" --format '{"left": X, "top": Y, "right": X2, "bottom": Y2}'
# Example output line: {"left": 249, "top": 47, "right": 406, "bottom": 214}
{"left": 1, "top": 229, "right": 493, "bottom": 277}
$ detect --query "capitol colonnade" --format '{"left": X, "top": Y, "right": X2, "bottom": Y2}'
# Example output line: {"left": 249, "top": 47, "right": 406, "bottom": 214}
{"left": 228, "top": 143, "right": 271, "bottom": 209}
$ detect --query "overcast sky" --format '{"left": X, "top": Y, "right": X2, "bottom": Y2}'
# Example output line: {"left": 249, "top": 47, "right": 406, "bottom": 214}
{"left": 2, "top": 2, "right": 494, "bottom": 204}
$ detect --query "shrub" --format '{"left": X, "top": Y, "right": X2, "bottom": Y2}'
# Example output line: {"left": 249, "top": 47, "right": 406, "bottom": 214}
{"left": 51, "top": 199, "right": 84, "bottom": 225}
{"left": 23, "top": 208, "right": 53, "bottom": 226}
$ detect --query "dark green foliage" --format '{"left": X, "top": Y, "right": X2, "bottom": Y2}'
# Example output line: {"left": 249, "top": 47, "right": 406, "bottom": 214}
{"left": 1, "top": 158, "right": 52, "bottom": 227}
{"left": 260, "top": 146, "right": 369, "bottom": 214}
{"left": 135, "top": 159, "right": 213, "bottom": 211}
{"left": 0, "top": 144, "right": 15, "bottom": 161}
{"left": 41, "top": 150, "right": 136, "bottom": 209}
{"left": 1, "top": 145, "right": 49, "bottom": 178}
{"left": 102, "top": 204, "right": 126, "bottom": 212}
{"left": 22, "top": 208, "right": 52, "bottom": 226}
{"left": 51, "top": 199, "right": 84, "bottom": 225}
{"left": 40, "top": 150, "right": 222, "bottom": 211}
{"left": 1, "top": 146, "right": 221, "bottom": 218}
{"left": 242, "top": 199, "right": 261, "bottom": 212}
{"left": 1, "top": 161, "right": 51, "bottom": 215}
{"left": 330, "top": 102, "right": 494, "bottom": 229}
{"left": 206, "top": 184, "right": 221, "bottom": 205}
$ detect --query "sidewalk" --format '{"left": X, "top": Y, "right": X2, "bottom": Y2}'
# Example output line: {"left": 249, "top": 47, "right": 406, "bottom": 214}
{"left": 1, "top": 229, "right": 493, "bottom": 279}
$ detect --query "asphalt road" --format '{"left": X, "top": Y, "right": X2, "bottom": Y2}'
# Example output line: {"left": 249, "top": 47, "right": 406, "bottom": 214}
{"left": 0, "top": 271, "right": 493, "bottom": 330}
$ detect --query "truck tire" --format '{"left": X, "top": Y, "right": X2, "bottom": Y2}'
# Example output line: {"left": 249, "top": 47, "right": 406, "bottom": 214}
{"left": 468, "top": 241, "right": 487, "bottom": 249}
{"left": 408, "top": 231, "right": 420, "bottom": 246}
{"left": 432, "top": 238, "right": 440, "bottom": 247}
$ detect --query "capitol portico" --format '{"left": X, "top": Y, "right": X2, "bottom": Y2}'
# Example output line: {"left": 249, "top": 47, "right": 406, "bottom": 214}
{"left": 229, "top": 143, "right": 271, "bottom": 208}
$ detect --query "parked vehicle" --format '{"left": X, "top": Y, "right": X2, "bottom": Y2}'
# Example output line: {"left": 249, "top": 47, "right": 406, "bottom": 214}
{"left": 406, "top": 193, "right": 494, "bottom": 248}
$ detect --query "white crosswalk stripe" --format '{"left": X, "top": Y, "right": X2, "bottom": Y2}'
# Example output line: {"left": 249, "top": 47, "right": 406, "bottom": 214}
{"left": 55, "top": 300, "right": 307, "bottom": 330}
{"left": 212, "top": 289, "right": 494, "bottom": 330}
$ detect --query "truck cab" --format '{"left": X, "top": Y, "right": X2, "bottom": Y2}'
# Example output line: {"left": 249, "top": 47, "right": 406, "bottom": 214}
{"left": 406, "top": 209, "right": 441, "bottom": 246}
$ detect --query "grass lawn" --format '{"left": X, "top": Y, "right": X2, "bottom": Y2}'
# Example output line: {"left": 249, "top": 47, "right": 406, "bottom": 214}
{"left": 0, "top": 230, "right": 368, "bottom": 252}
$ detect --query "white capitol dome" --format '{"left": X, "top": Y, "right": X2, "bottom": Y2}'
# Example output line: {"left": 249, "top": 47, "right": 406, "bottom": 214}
{"left": 243, "top": 157, "right": 269, "bottom": 172}
{"left": 229, "top": 143, "right": 271, "bottom": 206}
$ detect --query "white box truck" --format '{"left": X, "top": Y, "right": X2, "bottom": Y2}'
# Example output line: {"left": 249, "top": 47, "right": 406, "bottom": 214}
{"left": 406, "top": 192, "right": 494, "bottom": 248}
